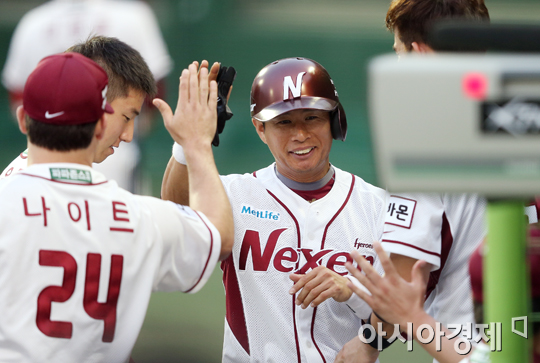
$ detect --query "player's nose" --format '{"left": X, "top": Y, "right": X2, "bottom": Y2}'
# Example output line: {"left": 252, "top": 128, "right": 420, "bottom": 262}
{"left": 120, "top": 122, "right": 134, "bottom": 143}
{"left": 292, "top": 123, "right": 310, "bottom": 142}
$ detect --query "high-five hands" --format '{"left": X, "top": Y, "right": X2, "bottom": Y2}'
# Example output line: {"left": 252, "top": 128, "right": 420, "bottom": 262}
{"left": 153, "top": 63, "right": 218, "bottom": 150}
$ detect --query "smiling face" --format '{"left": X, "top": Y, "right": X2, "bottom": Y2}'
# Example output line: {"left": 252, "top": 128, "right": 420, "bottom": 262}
{"left": 93, "top": 88, "right": 145, "bottom": 163}
{"left": 253, "top": 109, "right": 333, "bottom": 183}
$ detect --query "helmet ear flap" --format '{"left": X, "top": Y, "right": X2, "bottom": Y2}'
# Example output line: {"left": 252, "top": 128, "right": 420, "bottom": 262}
{"left": 330, "top": 103, "right": 347, "bottom": 141}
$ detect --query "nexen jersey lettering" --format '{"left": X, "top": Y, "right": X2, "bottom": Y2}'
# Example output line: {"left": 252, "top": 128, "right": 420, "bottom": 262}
{"left": 220, "top": 164, "right": 387, "bottom": 363}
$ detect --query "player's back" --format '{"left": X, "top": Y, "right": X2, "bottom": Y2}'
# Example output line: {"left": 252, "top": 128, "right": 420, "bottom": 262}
{"left": 0, "top": 163, "right": 218, "bottom": 362}
{"left": 425, "top": 193, "right": 486, "bottom": 328}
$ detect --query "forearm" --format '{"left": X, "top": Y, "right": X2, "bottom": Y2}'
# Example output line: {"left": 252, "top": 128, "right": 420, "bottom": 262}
{"left": 161, "top": 156, "right": 190, "bottom": 205}
{"left": 406, "top": 311, "right": 471, "bottom": 363}
{"left": 185, "top": 146, "right": 233, "bottom": 260}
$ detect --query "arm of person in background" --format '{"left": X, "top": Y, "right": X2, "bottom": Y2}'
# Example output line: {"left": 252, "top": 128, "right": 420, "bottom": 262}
{"left": 154, "top": 63, "right": 233, "bottom": 260}
{"left": 346, "top": 242, "right": 472, "bottom": 363}
{"left": 161, "top": 60, "right": 220, "bottom": 205}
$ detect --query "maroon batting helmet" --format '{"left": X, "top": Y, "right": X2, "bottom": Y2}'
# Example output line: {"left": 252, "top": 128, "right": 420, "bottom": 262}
{"left": 250, "top": 57, "right": 347, "bottom": 141}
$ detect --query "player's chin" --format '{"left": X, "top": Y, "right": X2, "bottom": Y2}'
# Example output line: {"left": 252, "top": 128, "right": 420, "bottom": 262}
{"left": 94, "top": 150, "right": 111, "bottom": 164}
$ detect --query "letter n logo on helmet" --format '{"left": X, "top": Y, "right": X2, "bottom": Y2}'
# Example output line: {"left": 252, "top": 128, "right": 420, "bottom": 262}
{"left": 283, "top": 72, "right": 306, "bottom": 100}
{"left": 250, "top": 57, "right": 347, "bottom": 141}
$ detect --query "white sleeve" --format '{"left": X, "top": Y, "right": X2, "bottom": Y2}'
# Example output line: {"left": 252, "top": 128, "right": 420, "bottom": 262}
{"left": 344, "top": 275, "right": 372, "bottom": 319}
{"left": 144, "top": 198, "right": 221, "bottom": 294}
{"left": 382, "top": 193, "right": 443, "bottom": 270}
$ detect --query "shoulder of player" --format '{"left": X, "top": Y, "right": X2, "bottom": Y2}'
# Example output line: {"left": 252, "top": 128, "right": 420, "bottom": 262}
{"left": 219, "top": 164, "right": 273, "bottom": 186}
{"left": 336, "top": 167, "right": 387, "bottom": 203}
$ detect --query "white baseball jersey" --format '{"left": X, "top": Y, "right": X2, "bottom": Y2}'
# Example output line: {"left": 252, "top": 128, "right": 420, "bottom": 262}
{"left": 382, "top": 193, "right": 486, "bottom": 331}
{"left": 220, "top": 164, "right": 386, "bottom": 363}
{"left": 0, "top": 163, "right": 220, "bottom": 362}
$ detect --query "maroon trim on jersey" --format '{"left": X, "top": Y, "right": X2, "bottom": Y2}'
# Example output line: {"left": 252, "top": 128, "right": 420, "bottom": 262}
{"left": 267, "top": 189, "right": 302, "bottom": 363}
{"left": 20, "top": 152, "right": 28, "bottom": 159}
{"left": 221, "top": 254, "right": 250, "bottom": 355}
{"left": 381, "top": 240, "right": 441, "bottom": 257}
{"left": 291, "top": 295, "right": 301, "bottom": 363}
{"left": 385, "top": 195, "right": 417, "bottom": 229}
{"left": 18, "top": 173, "right": 109, "bottom": 186}
{"left": 320, "top": 173, "right": 355, "bottom": 250}
{"left": 184, "top": 211, "right": 215, "bottom": 293}
{"left": 267, "top": 190, "right": 301, "bottom": 267}
{"left": 291, "top": 177, "right": 335, "bottom": 202}
{"left": 310, "top": 307, "right": 327, "bottom": 363}
{"left": 304, "top": 174, "right": 354, "bottom": 362}
{"left": 425, "top": 212, "right": 453, "bottom": 300}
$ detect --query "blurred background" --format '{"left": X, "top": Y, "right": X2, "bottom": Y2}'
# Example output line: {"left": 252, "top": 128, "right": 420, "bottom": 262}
{"left": 0, "top": 0, "right": 539, "bottom": 361}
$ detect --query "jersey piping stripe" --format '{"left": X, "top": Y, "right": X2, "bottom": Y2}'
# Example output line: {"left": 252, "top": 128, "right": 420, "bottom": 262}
{"left": 184, "top": 211, "right": 215, "bottom": 293}
{"left": 266, "top": 190, "right": 301, "bottom": 269}
{"left": 308, "top": 173, "right": 354, "bottom": 362}
{"left": 319, "top": 173, "right": 355, "bottom": 250}
{"left": 381, "top": 240, "right": 441, "bottom": 257}
{"left": 266, "top": 189, "right": 302, "bottom": 363}
{"left": 221, "top": 255, "right": 250, "bottom": 355}
{"left": 18, "top": 173, "right": 109, "bottom": 186}
{"left": 426, "top": 212, "right": 453, "bottom": 300}
{"left": 310, "top": 307, "right": 327, "bottom": 363}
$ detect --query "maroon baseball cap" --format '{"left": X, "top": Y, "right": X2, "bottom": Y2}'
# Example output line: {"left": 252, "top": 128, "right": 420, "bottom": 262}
{"left": 23, "top": 52, "right": 114, "bottom": 125}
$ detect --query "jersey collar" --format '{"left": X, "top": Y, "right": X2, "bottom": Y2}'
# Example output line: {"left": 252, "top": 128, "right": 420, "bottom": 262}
{"left": 21, "top": 163, "right": 108, "bottom": 184}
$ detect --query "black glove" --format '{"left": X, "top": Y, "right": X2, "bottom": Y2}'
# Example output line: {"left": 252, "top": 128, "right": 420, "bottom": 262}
{"left": 213, "top": 65, "right": 236, "bottom": 147}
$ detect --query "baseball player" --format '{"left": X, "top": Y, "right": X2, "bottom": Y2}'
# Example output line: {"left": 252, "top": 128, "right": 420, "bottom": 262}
{"left": 2, "top": 0, "right": 173, "bottom": 191}
{"left": 0, "top": 36, "right": 155, "bottom": 181}
{"left": 340, "top": 1, "right": 490, "bottom": 361}
{"left": 161, "top": 57, "right": 387, "bottom": 362}
{"left": 0, "top": 53, "right": 233, "bottom": 362}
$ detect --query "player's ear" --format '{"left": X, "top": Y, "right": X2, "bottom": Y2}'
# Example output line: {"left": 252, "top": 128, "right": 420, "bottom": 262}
{"left": 94, "top": 115, "right": 106, "bottom": 140}
{"left": 411, "top": 42, "right": 434, "bottom": 54}
{"left": 16, "top": 105, "right": 27, "bottom": 135}
{"left": 252, "top": 118, "right": 267, "bottom": 144}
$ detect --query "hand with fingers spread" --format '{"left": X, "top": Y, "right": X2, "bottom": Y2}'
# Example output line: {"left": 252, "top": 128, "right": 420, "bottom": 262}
{"left": 346, "top": 243, "right": 475, "bottom": 363}
{"left": 153, "top": 64, "right": 217, "bottom": 150}
{"left": 345, "top": 241, "right": 427, "bottom": 329}
{"left": 153, "top": 63, "right": 234, "bottom": 261}
{"left": 289, "top": 266, "right": 352, "bottom": 309}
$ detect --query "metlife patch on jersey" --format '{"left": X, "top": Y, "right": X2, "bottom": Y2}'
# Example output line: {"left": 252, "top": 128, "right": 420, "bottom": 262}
{"left": 482, "top": 98, "right": 540, "bottom": 135}
{"left": 386, "top": 195, "right": 416, "bottom": 229}
{"left": 240, "top": 205, "right": 280, "bottom": 221}
{"left": 50, "top": 168, "right": 92, "bottom": 183}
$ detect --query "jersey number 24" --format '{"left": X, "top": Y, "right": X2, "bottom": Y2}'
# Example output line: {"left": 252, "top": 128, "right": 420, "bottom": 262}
{"left": 36, "top": 250, "right": 123, "bottom": 343}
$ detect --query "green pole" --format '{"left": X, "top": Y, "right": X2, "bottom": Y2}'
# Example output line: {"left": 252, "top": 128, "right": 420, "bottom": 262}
{"left": 485, "top": 200, "right": 529, "bottom": 362}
